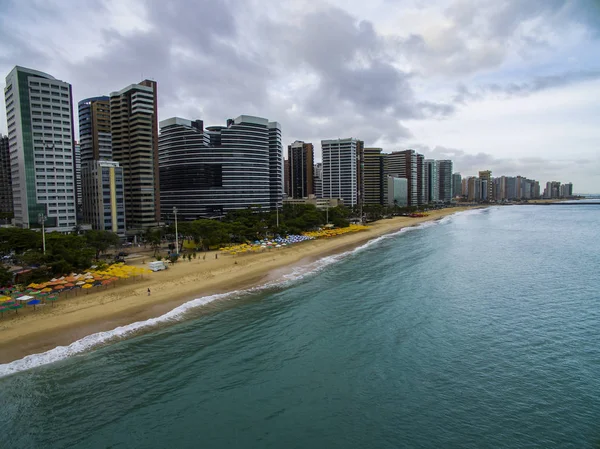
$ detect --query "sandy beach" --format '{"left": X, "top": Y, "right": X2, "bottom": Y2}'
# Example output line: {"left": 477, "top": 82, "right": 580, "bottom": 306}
{"left": 0, "top": 207, "right": 476, "bottom": 363}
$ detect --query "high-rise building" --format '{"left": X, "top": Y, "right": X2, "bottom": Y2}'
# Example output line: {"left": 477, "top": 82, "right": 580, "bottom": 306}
{"left": 159, "top": 115, "right": 282, "bottom": 219}
{"left": 363, "top": 148, "right": 385, "bottom": 205}
{"left": 424, "top": 159, "right": 438, "bottom": 203}
{"left": 0, "top": 135, "right": 13, "bottom": 215}
{"left": 283, "top": 159, "right": 290, "bottom": 197}
{"left": 467, "top": 176, "right": 480, "bottom": 202}
{"left": 110, "top": 81, "right": 159, "bottom": 231}
{"left": 4, "top": 66, "right": 77, "bottom": 231}
{"left": 78, "top": 96, "right": 112, "bottom": 167}
{"left": 416, "top": 153, "right": 426, "bottom": 205}
{"left": 314, "top": 163, "right": 323, "bottom": 198}
{"left": 321, "top": 138, "right": 363, "bottom": 207}
{"left": 386, "top": 176, "right": 408, "bottom": 207}
{"left": 287, "top": 141, "right": 314, "bottom": 199}
{"left": 385, "top": 150, "right": 418, "bottom": 206}
{"left": 452, "top": 173, "right": 462, "bottom": 199}
{"left": 74, "top": 142, "right": 82, "bottom": 207}
{"left": 479, "top": 170, "right": 493, "bottom": 201}
{"left": 81, "top": 160, "right": 126, "bottom": 236}
{"left": 436, "top": 160, "right": 453, "bottom": 202}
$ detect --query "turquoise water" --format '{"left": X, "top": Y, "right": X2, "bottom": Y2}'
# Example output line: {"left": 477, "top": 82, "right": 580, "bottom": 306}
{"left": 1, "top": 205, "right": 600, "bottom": 448}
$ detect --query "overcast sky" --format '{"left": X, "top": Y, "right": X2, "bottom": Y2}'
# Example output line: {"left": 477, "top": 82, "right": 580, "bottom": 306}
{"left": 1, "top": 0, "right": 599, "bottom": 192}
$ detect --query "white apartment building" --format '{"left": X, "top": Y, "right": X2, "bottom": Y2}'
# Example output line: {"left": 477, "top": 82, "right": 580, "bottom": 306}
{"left": 4, "top": 66, "right": 77, "bottom": 231}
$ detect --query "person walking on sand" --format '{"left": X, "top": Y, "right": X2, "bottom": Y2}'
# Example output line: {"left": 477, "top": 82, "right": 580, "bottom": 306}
{"left": 215, "top": 253, "right": 218, "bottom": 260}
{"left": 147, "top": 288, "right": 151, "bottom": 296}
{"left": 203, "top": 254, "right": 206, "bottom": 261}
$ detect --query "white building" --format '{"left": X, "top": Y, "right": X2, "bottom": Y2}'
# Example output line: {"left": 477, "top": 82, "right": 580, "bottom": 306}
{"left": 321, "top": 138, "right": 362, "bottom": 207}
{"left": 4, "top": 66, "right": 77, "bottom": 231}
{"left": 386, "top": 176, "right": 408, "bottom": 207}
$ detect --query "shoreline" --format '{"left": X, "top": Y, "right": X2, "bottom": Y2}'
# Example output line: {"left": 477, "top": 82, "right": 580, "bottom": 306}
{"left": 0, "top": 207, "right": 480, "bottom": 365}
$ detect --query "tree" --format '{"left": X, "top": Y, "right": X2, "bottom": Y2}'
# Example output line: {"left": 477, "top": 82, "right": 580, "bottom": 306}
{"left": 0, "top": 264, "right": 12, "bottom": 287}
{"left": 85, "top": 230, "right": 120, "bottom": 259}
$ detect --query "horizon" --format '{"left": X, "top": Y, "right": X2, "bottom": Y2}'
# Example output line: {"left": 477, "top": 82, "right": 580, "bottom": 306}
{"left": 1, "top": 0, "right": 599, "bottom": 193}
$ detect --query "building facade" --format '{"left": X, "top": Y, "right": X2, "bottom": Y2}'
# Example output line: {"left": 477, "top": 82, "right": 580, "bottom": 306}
{"left": 321, "top": 138, "right": 363, "bottom": 207}
{"left": 81, "top": 160, "right": 125, "bottom": 236}
{"left": 74, "top": 142, "right": 82, "bottom": 207}
{"left": 78, "top": 96, "right": 112, "bottom": 167}
{"left": 287, "top": 141, "right": 314, "bottom": 199}
{"left": 424, "top": 159, "right": 438, "bottom": 203}
{"left": 4, "top": 66, "right": 77, "bottom": 231}
{"left": 314, "top": 163, "right": 323, "bottom": 198}
{"left": 436, "top": 160, "right": 453, "bottom": 202}
{"left": 452, "top": 173, "right": 462, "bottom": 199}
{"left": 0, "top": 135, "right": 12, "bottom": 215}
{"left": 385, "top": 150, "right": 418, "bottom": 206}
{"left": 363, "top": 148, "right": 385, "bottom": 205}
{"left": 110, "top": 81, "right": 159, "bottom": 231}
{"left": 159, "top": 115, "right": 282, "bottom": 220}
{"left": 386, "top": 176, "right": 408, "bottom": 207}
{"left": 479, "top": 170, "right": 493, "bottom": 201}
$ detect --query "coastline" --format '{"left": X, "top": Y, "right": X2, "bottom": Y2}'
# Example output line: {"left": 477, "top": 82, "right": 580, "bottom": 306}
{"left": 0, "top": 207, "right": 478, "bottom": 365}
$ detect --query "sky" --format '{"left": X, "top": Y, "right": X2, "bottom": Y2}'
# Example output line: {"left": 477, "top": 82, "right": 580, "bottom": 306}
{"left": 0, "top": 0, "right": 599, "bottom": 193}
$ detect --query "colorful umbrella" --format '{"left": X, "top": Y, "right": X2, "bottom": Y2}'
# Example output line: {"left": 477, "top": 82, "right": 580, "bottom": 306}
{"left": 41, "top": 288, "right": 53, "bottom": 293}
{"left": 53, "top": 285, "right": 64, "bottom": 291}
{"left": 64, "top": 283, "right": 75, "bottom": 288}
{"left": 27, "top": 299, "right": 41, "bottom": 310}
{"left": 9, "top": 304, "right": 23, "bottom": 314}
{"left": 45, "top": 296, "right": 58, "bottom": 306}
{"left": 76, "top": 281, "right": 86, "bottom": 286}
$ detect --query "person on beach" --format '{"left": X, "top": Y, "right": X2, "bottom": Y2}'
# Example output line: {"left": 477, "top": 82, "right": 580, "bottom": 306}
{"left": 203, "top": 254, "right": 206, "bottom": 261}
{"left": 147, "top": 288, "right": 151, "bottom": 296}
{"left": 215, "top": 253, "right": 218, "bottom": 259}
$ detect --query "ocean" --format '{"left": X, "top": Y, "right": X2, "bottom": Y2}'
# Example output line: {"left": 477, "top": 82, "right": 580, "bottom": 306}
{"left": 1, "top": 205, "right": 599, "bottom": 448}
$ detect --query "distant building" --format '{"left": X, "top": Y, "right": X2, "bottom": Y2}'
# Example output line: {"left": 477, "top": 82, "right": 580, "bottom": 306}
{"left": 467, "top": 177, "right": 480, "bottom": 202}
{"left": 313, "top": 163, "right": 323, "bottom": 198}
{"left": 386, "top": 176, "right": 408, "bottom": 207}
{"left": 424, "top": 159, "right": 438, "bottom": 203}
{"left": 74, "top": 142, "right": 82, "bottom": 207}
{"left": 363, "top": 148, "right": 385, "bottom": 205}
{"left": 81, "top": 160, "right": 126, "bottom": 236}
{"left": 110, "top": 80, "right": 160, "bottom": 231}
{"left": 78, "top": 96, "right": 112, "bottom": 167}
{"left": 436, "top": 160, "right": 453, "bottom": 202}
{"left": 416, "top": 153, "right": 426, "bottom": 205}
{"left": 321, "top": 138, "right": 363, "bottom": 207}
{"left": 0, "top": 135, "right": 13, "bottom": 215}
{"left": 385, "top": 150, "right": 418, "bottom": 206}
{"left": 452, "top": 173, "right": 462, "bottom": 199}
{"left": 287, "top": 141, "right": 314, "bottom": 199}
{"left": 283, "top": 159, "right": 290, "bottom": 197}
{"left": 4, "top": 66, "right": 77, "bottom": 231}
{"left": 479, "top": 170, "right": 493, "bottom": 201}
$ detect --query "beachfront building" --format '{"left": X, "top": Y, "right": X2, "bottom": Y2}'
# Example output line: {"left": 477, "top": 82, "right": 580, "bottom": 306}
{"left": 386, "top": 176, "right": 408, "bottom": 207}
{"left": 436, "top": 160, "right": 453, "bottom": 202}
{"left": 158, "top": 115, "right": 283, "bottom": 220}
{"left": 81, "top": 160, "right": 126, "bottom": 236}
{"left": 74, "top": 142, "right": 82, "bottom": 208}
{"left": 0, "top": 135, "right": 12, "bottom": 215}
{"left": 424, "top": 159, "right": 438, "bottom": 203}
{"left": 78, "top": 96, "right": 112, "bottom": 167}
{"left": 385, "top": 150, "right": 418, "bottom": 206}
{"left": 110, "top": 80, "right": 160, "bottom": 231}
{"left": 287, "top": 141, "right": 314, "bottom": 199}
{"left": 479, "top": 170, "right": 493, "bottom": 201}
{"left": 416, "top": 153, "right": 426, "bottom": 206}
{"left": 363, "top": 148, "right": 385, "bottom": 205}
{"left": 321, "top": 138, "right": 364, "bottom": 207}
{"left": 283, "top": 159, "right": 290, "bottom": 197}
{"left": 452, "top": 173, "right": 462, "bottom": 199}
{"left": 467, "top": 177, "right": 480, "bottom": 201}
{"left": 4, "top": 66, "right": 77, "bottom": 231}
{"left": 313, "top": 163, "right": 323, "bottom": 199}
{"left": 282, "top": 196, "right": 343, "bottom": 210}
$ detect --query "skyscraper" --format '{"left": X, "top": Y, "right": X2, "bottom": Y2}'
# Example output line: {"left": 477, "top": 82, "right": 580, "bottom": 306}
{"left": 424, "top": 159, "right": 438, "bottom": 203}
{"left": 385, "top": 150, "right": 418, "bottom": 206}
{"left": 0, "top": 135, "right": 13, "bottom": 215}
{"left": 479, "top": 170, "right": 493, "bottom": 201}
{"left": 81, "top": 160, "right": 126, "bottom": 236}
{"left": 287, "top": 141, "right": 314, "bottom": 199}
{"left": 4, "top": 66, "right": 77, "bottom": 231}
{"left": 74, "top": 142, "right": 82, "bottom": 207}
{"left": 314, "top": 163, "right": 323, "bottom": 198}
{"left": 78, "top": 96, "right": 112, "bottom": 167}
{"left": 436, "top": 160, "right": 453, "bottom": 202}
{"left": 110, "top": 81, "right": 159, "bottom": 231}
{"left": 416, "top": 153, "right": 426, "bottom": 205}
{"left": 321, "top": 138, "right": 363, "bottom": 207}
{"left": 363, "top": 148, "right": 385, "bottom": 205}
{"left": 283, "top": 159, "right": 290, "bottom": 197}
{"left": 159, "top": 115, "right": 282, "bottom": 219}
{"left": 452, "top": 173, "right": 462, "bottom": 199}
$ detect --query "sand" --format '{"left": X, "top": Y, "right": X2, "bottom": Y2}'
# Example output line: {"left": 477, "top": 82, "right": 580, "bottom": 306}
{"left": 0, "top": 207, "right": 477, "bottom": 363}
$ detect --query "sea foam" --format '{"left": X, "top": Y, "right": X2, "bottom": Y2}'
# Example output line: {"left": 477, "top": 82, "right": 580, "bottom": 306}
{"left": 0, "top": 210, "right": 468, "bottom": 378}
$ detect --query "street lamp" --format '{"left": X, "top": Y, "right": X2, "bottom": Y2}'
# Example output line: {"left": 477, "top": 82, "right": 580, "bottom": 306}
{"left": 38, "top": 213, "right": 46, "bottom": 254}
{"left": 173, "top": 207, "right": 179, "bottom": 255}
